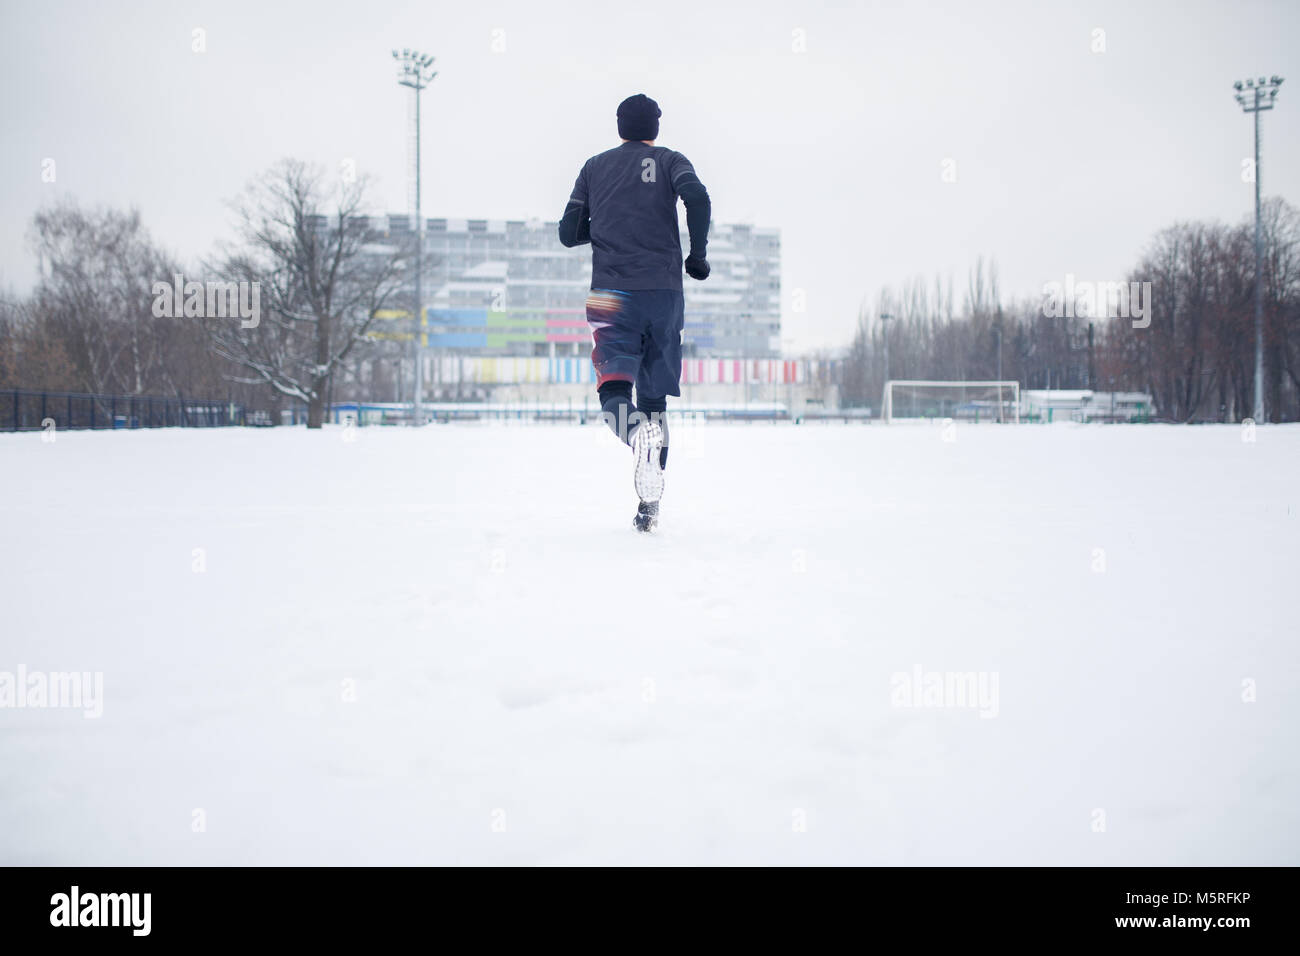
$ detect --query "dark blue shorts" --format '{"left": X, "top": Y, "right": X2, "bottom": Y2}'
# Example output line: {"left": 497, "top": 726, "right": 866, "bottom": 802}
{"left": 585, "top": 288, "right": 685, "bottom": 398}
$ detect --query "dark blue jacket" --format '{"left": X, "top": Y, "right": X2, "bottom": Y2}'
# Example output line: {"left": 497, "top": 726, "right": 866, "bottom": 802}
{"left": 558, "top": 141, "right": 710, "bottom": 291}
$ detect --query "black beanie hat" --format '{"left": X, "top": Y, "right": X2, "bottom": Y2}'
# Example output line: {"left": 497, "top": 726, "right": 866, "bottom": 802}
{"left": 617, "top": 94, "right": 661, "bottom": 141}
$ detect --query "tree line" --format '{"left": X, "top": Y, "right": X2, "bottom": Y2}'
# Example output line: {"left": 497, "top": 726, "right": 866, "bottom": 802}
{"left": 0, "top": 160, "right": 420, "bottom": 428}
{"left": 4, "top": 165, "right": 1298, "bottom": 424}
{"left": 840, "top": 198, "right": 1300, "bottom": 422}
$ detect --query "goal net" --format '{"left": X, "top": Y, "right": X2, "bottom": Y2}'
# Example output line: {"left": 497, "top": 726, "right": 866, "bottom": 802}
{"left": 882, "top": 380, "right": 1021, "bottom": 424}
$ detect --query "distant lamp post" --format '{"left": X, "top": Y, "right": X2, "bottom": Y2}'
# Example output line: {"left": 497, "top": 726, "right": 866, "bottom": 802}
{"left": 880, "top": 312, "right": 894, "bottom": 383}
{"left": 1233, "top": 74, "right": 1283, "bottom": 423}
{"left": 393, "top": 48, "right": 437, "bottom": 424}
{"left": 995, "top": 319, "right": 1003, "bottom": 380}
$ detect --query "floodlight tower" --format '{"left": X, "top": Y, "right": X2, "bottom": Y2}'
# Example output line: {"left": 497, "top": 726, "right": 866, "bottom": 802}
{"left": 393, "top": 48, "right": 437, "bottom": 423}
{"left": 1233, "top": 74, "right": 1283, "bottom": 423}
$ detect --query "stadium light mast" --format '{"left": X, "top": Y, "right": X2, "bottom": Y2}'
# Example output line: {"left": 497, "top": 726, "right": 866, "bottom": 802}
{"left": 1233, "top": 74, "right": 1283, "bottom": 423}
{"left": 393, "top": 48, "right": 437, "bottom": 424}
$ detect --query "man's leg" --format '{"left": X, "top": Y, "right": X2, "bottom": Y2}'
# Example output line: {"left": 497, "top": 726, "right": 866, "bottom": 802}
{"left": 588, "top": 288, "right": 666, "bottom": 523}
{"left": 587, "top": 288, "right": 646, "bottom": 445}
{"left": 629, "top": 385, "right": 667, "bottom": 533}
{"left": 597, "top": 380, "right": 645, "bottom": 446}
{"left": 634, "top": 288, "right": 684, "bottom": 472}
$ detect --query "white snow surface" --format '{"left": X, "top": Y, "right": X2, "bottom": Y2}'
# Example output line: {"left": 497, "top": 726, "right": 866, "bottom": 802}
{"left": 1, "top": 421, "right": 1297, "bottom": 865}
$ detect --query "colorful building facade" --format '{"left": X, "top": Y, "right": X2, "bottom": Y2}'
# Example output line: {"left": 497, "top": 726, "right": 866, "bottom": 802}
{"left": 371, "top": 216, "right": 781, "bottom": 358}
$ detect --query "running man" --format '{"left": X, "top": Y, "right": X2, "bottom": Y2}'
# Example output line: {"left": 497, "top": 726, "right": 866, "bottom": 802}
{"left": 557, "top": 93, "right": 712, "bottom": 532}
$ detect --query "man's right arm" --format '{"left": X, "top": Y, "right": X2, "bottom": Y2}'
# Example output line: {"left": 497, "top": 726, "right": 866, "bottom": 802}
{"left": 558, "top": 162, "right": 591, "bottom": 248}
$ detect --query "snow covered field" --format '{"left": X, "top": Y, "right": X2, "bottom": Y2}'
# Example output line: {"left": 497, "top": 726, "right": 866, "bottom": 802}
{"left": 1, "top": 421, "right": 1297, "bottom": 865}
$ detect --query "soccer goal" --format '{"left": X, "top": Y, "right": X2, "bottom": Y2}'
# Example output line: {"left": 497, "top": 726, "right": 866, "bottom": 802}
{"left": 881, "top": 380, "right": 1021, "bottom": 424}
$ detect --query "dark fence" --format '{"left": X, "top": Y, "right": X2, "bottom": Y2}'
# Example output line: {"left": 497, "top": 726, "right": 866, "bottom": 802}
{"left": 1, "top": 389, "right": 245, "bottom": 432}
{"left": 328, "top": 402, "right": 879, "bottom": 426}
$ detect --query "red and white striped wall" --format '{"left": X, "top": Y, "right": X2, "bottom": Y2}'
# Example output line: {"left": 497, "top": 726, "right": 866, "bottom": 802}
{"left": 423, "top": 356, "right": 822, "bottom": 386}
{"left": 679, "top": 359, "right": 807, "bottom": 386}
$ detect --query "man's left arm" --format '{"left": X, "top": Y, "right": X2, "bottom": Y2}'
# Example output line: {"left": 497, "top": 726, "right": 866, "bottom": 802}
{"left": 671, "top": 152, "right": 711, "bottom": 280}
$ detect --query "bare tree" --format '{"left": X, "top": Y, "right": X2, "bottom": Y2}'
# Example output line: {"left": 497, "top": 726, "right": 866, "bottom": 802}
{"left": 0, "top": 293, "right": 79, "bottom": 391}
{"left": 25, "top": 202, "right": 194, "bottom": 398}
{"left": 1262, "top": 198, "right": 1300, "bottom": 418}
{"left": 208, "top": 160, "right": 410, "bottom": 428}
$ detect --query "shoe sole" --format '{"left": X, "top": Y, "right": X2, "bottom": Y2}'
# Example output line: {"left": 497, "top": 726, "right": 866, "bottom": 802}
{"left": 631, "top": 422, "right": 664, "bottom": 503}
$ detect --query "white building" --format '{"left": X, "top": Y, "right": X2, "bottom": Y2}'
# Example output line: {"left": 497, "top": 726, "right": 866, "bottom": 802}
{"left": 1021, "top": 390, "right": 1155, "bottom": 423}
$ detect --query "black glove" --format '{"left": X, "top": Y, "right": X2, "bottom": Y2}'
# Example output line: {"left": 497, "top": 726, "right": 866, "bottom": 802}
{"left": 684, "top": 254, "right": 710, "bottom": 281}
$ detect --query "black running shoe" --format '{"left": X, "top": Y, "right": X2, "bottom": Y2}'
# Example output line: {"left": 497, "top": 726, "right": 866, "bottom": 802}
{"left": 633, "top": 499, "right": 659, "bottom": 534}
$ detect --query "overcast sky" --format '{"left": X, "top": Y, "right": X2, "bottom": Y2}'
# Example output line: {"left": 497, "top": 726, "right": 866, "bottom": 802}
{"left": 2, "top": 0, "right": 1297, "bottom": 351}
